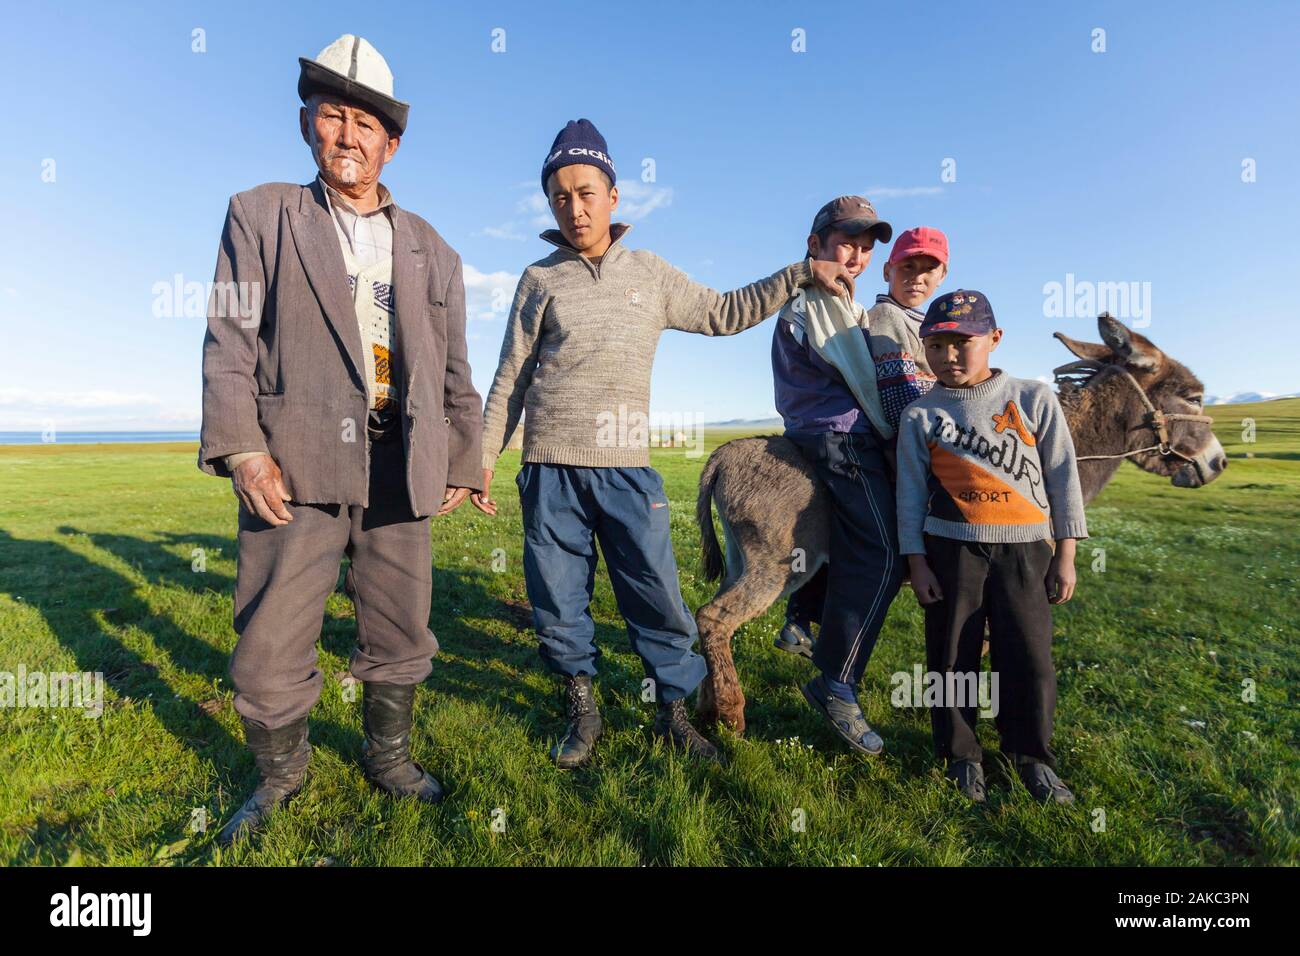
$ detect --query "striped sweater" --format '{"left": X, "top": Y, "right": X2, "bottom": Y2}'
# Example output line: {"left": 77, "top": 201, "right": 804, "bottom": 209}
{"left": 895, "top": 369, "right": 1089, "bottom": 553}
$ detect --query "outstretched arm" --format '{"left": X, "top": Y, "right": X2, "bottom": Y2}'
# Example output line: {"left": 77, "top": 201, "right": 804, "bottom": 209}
{"left": 659, "top": 256, "right": 855, "bottom": 336}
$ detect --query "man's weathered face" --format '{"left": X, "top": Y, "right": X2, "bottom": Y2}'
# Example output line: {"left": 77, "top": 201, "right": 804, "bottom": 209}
{"left": 300, "top": 93, "right": 399, "bottom": 192}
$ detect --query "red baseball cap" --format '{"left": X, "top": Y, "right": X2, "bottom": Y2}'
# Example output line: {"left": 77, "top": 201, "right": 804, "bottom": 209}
{"left": 888, "top": 226, "right": 949, "bottom": 266}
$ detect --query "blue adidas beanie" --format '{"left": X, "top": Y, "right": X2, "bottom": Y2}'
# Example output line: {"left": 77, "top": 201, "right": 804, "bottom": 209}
{"left": 541, "top": 118, "right": 616, "bottom": 194}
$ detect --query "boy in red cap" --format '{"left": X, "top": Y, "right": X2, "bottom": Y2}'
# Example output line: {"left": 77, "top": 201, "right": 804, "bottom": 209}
{"left": 776, "top": 226, "right": 949, "bottom": 660}
{"left": 869, "top": 226, "right": 948, "bottom": 428}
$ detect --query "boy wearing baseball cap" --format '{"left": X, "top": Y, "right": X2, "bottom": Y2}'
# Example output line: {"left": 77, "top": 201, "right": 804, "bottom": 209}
{"left": 869, "top": 226, "right": 948, "bottom": 428}
{"left": 770, "top": 195, "right": 909, "bottom": 755}
{"left": 895, "top": 290, "right": 1088, "bottom": 804}
{"left": 777, "top": 225, "right": 949, "bottom": 658}
{"left": 475, "top": 119, "right": 855, "bottom": 769}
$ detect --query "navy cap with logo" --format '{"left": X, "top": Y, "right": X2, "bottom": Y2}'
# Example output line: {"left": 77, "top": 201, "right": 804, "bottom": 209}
{"left": 920, "top": 289, "right": 997, "bottom": 337}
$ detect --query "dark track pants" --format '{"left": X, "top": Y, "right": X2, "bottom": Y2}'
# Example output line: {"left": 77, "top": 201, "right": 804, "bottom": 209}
{"left": 517, "top": 463, "right": 706, "bottom": 704}
{"left": 922, "top": 534, "right": 1057, "bottom": 766}
{"left": 229, "top": 434, "right": 437, "bottom": 730}
{"left": 785, "top": 430, "right": 904, "bottom": 686}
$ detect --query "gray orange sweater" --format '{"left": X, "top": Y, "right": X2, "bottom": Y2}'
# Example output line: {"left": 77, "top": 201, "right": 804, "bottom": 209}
{"left": 895, "top": 369, "right": 1089, "bottom": 553}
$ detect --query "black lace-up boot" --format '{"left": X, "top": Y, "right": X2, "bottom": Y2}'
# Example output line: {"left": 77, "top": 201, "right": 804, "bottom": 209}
{"left": 551, "top": 674, "right": 602, "bottom": 769}
{"left": 653, "top": 698, "right": 721, "bottom": 762}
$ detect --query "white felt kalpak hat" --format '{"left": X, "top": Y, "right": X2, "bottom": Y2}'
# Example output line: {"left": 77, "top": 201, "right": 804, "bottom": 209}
{"left": 298, "top": 34, "right": 409, "bottom": 135}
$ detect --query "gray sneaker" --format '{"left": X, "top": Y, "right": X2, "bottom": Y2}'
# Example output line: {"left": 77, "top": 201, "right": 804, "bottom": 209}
{"left": 1016, "top": 759, "right": 1075, "bottom": 804}
{"left": 801, "top": 674, "right": 883, "bottom": 755}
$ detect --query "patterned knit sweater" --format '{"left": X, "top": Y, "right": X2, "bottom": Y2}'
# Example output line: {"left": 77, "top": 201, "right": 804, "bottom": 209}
{"left": 866, "top": 294, "right": 937, "bottom": 433}
{"left": 895, "top": 369, "right": 1089, "bottom": 553}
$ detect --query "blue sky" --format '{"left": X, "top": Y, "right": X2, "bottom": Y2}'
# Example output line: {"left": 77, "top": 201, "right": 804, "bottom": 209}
{"left": 4, "top": 1, "right": 1297, "bottom": 431}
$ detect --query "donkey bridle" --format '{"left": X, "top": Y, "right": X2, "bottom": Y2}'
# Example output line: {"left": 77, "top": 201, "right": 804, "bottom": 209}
{"left": 1052, "top": 359, "right": 1214, "bottom": 463}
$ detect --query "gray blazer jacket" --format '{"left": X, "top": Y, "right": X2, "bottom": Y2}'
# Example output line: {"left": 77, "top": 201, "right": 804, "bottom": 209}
{"left": 198, "top": 179, "right": 483, "bottom": 516}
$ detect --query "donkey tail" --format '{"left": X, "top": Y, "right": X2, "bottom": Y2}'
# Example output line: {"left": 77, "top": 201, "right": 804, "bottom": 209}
{"left": 696, "top": 447, "right": 726, "bottom": 582}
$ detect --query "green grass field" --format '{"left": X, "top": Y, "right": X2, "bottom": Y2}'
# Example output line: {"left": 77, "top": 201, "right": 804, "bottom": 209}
{"left": 1, "top": 399, "right": 1297, "bottom": 866}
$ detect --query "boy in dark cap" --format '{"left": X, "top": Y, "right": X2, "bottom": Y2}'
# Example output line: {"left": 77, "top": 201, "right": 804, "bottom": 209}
{"left": 474, "top": 119, "right": 854, "bottom": 768}
{"left": 896, "top": 290, "right": 1087, "bottom": 804}
{"left": 769, "top": 195, "right": 912, "bottom": 756}
{"left": 775, "top": 222, "right": 950, "bottom": 662}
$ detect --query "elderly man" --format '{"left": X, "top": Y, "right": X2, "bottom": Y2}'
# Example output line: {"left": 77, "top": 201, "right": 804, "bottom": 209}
{"left": 199, "top": 35, "right": 483, "bottom": 845}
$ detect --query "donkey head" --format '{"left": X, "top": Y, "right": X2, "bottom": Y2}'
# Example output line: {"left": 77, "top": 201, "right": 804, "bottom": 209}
{"left": 1054, "top": 314, "right": 1226, "bottom": 488}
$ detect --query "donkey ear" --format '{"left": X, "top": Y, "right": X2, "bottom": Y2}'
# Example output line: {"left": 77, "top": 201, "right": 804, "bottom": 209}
{"left": 1053, "top": 331, "right": 1111, "bottom": 362}
{"left": 1098, "top": 312, "right": 1160, "bottom": 371}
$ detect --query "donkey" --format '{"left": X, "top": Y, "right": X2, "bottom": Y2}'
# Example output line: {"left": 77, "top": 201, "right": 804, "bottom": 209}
{"left": 693, "top": 314, "right": 1228, "bottom": 733}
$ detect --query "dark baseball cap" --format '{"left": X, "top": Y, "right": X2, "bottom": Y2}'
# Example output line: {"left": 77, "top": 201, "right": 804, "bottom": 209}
{"left": 920, "top": 289, "right": 997, "bottom": 337}
{"left": 810, "top": 195, "right": 893, "bottom": 243}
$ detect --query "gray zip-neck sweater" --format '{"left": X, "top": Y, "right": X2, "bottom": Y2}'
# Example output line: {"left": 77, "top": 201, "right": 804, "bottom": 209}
{"left": 895, "top": 369, "right": 1089, "bottom": 553}
{"left": 481, "top": 223, "right": 814, "bottom": 469}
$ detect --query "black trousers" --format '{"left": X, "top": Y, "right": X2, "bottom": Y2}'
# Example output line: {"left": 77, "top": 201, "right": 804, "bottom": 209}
{"left": 922, "top": 534, "right": 1057, "bottom": 766}
{"left": 786, "top": 564, "right": 828, "bottom": 626}
{"left": 785, "top": 431, "right": 904, "bottom": 685}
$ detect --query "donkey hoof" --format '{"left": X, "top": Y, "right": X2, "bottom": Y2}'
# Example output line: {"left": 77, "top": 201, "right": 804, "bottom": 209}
{"left": 715, "top": 702, "right": 747, "bottom": 736}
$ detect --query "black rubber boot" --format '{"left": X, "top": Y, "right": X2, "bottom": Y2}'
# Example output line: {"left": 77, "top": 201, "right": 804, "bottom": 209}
{"left": 653, "top": 698, "right": 721, "bottom": 762}
{"left": 217, "top": 717, "right": 311, "bottom": 847}
{"left": 361, "top": 681, "right": 443, "bottom": 803}
{"left": 551, "top": 674, "right": 602, "bottom": 769}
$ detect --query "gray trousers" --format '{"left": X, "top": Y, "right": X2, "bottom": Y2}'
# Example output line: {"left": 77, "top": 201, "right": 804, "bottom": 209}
{"left": 229, "top": 434, "right": 437, "bottom": 730}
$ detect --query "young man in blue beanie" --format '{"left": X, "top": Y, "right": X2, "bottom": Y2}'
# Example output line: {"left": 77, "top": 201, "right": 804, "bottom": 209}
{"left": 474, "top": 118, "right": 855, "bottom": 768}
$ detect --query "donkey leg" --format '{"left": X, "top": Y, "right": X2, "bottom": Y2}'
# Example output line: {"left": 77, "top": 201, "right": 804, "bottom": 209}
{"left": 695, "top": 569, "right": 789, "bottom": 735}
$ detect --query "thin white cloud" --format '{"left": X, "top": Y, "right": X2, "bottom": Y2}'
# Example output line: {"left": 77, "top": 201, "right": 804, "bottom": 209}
{"left": 863, "top": 185, "right": 944, "bottom": 199}
{"left": 0, "top": 388, "right": 200, "bottom": 431}
{"left": 463, "top": 263, "right": 520, "bottom": 321}
{"left": 518, "top": 191, "right": 553, "bottom": 228}
{"left": 476, "top": 223, "right": 527, "bottom": 241}
{"left": 615, "top": 180, "right": 674, "bottom": 220}
{"left": 0, "top": 387, "right": 164, "bottom": 409}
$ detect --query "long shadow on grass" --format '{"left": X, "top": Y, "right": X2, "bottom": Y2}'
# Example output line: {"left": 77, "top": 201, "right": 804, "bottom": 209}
{"left": 414, "top": 564, "right": 663, "bottom": 756}
{"left": 0, "top": 529, "right": 362, "bottom": 858}
{"left": 0, "top": 529, "right": 240, "bottom": 754}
